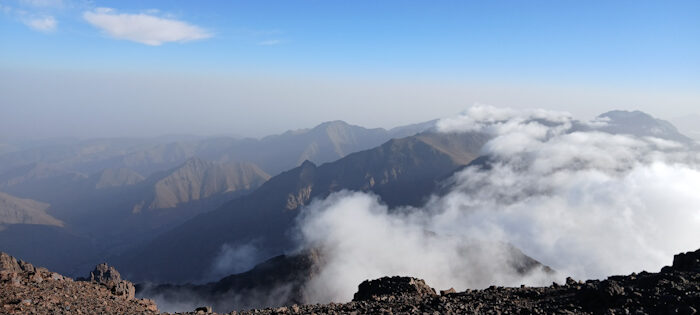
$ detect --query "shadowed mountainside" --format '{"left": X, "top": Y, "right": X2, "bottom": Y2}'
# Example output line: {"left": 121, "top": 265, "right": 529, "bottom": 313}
{"left": 117, "top": 131, "right": 490, "bottom": 283}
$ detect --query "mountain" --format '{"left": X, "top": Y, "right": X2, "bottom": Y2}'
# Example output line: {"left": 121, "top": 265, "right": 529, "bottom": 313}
{"left": 52, "top": 158, "right": 271, "bottom": 244}
{"left": 0, "top": 120, "right": 436, "bottom": 180}
{"left": 204, "top": 120, "right": 436, "bottom": 176}
{"left": 0, "top": 158, "right": 271, "bottom": 277}
{"left": 93, "top": 168, "right": 145, "bottom": 189}
{"left": 117, "top": 130, "right": 490, "bottom": 283}
{"left": 138, "top": 158, "right": 270, "bottom": 211}
{"left": 0, "top": 163, "right": 89, "bottom": 204}
{"left": 0, "top": 191, "right": 63, "bottom": 228}
{"left": 596, "top": 110, "right": 694, "bottom": 144}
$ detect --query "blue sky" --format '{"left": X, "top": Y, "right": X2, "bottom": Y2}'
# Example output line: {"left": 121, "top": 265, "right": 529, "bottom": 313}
{"left": 1, "top": 0, "right": 699, "bottom": 139}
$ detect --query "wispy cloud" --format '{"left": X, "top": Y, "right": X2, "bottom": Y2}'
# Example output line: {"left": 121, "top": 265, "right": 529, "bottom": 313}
{"left": 23, "top": 15, "right": 56, "bottom": 32}
{"left": 83, "top": 8, "right": 212, "bottom": 46}
{"left": 257, "top": 39, "right": 286, "bottom": 46}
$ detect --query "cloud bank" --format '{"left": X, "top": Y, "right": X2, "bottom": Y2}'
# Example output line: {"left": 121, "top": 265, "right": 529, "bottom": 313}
{"left": 83, "top": 8, "right": 211, "bottom": 46}
{"left": 294, "top": 105, "right": 700, "bottom": 303}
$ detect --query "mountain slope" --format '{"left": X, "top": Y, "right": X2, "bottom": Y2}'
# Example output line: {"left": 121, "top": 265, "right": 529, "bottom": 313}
{"left": 596, "top": 110, "right": 694, "bottom": 143}
{"left": 117, "top": 131, "right": 490, "bottom": 283}
{"left": 142, "top": 158, "right": 270, "bottom": 211}
{"left": 0, "top": 191, "right": 63, "bottom": 228}
{"left": 211, "top": 120, "right": 433, "bottom": 176}
{"left": 93, "top": 168, "right": 145, "bottom": 189}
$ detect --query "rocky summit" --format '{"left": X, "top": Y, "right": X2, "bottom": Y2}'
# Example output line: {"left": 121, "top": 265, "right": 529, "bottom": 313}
{"left": 0, "top": 252, "right": 157, "bottom": 314}
{"left": 2, "top": 249, "right": 700, "bottom": 314}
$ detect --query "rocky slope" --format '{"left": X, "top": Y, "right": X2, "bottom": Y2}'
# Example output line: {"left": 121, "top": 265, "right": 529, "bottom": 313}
{"left": 2, "top": 248, "right": 699, "bottom": 314}
{"left": 189, "top": 248, "right": 700, "bottom": 314}
{"left": 0, "top": 252, "right": 158, "bottom": 314}
{"left": 143, "top": 158, "right": 270, "bottom": 211}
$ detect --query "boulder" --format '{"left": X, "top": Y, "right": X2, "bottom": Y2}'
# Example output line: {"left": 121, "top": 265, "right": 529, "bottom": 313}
{"left": 353, "top": 276, "right": 437, "bottom": 301}
{"left": 87, "top": 263, "right": 135, "bottom": 300}
{"left": 0, "top": 252, "right": 21, "bottom": 273}
{"left": 440, "top": 288, "right": 457, "bottom": 295}
{"left": 670, "top": 248, "right": 700, "bottom": 272}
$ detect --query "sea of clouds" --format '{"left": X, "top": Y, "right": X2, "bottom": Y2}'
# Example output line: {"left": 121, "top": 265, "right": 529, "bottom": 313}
{"left": 295, "top": 105, "right": 700, "bottom": 303}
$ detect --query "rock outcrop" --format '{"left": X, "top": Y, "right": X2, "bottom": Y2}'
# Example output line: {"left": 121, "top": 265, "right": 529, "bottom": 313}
{"left": 353, "top": 276, "right": 437, "bottom": 301}
{"left": 88, "top": 262, "right": 136, "bottom": 300}
{"left": 0, "top": 252, "right": 157, "bottom": 314}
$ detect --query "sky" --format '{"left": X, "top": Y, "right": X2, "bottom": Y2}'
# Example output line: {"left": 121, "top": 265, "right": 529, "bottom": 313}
{"left": 1, "top": 0, "right": 699, "bottom": 140}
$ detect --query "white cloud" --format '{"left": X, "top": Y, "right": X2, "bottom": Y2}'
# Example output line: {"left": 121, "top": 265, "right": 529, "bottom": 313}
{"left": 82, "top": 8, "right": 211, "bottom": 46}
{"left": 23, "top": 15, "right": 56, "bottom": 32}
{"left": 293, "top": 106, "right": 700, "bottom": 303}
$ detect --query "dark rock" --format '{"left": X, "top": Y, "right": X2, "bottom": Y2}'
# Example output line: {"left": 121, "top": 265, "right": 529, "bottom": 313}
{"left": 440, "top": 288, "right": 456, "bottom": 296}
{"left": 353, "top": 276, "right": 437, "bottom": 301}
{"left": 195, "top": 306, "right": 213, "bottom": 313}
{"left": 671, "top": 248, "right": 700, "bottom": 272}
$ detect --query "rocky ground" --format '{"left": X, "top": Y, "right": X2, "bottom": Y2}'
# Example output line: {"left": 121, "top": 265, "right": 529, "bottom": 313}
{"left": 2, "top": 248, "right": 699, "bottom": 314}
{"left": 0, "top": 252, "right": 158, "bottom": 314}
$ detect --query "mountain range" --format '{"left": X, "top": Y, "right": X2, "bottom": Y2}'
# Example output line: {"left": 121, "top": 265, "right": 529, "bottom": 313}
{"left": 0, "top": 119, "right": 437, "bottom": 276}
{"left": 0, "top": 110, "right": 695, "bottom": 312}
{"left": 116, "top": 130, "right": 491, "bottom": 283}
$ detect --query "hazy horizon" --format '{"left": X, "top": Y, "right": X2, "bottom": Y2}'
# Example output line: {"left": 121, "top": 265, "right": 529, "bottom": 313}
{"left": 2, "top": 1, "right": 699, "bottom": 141}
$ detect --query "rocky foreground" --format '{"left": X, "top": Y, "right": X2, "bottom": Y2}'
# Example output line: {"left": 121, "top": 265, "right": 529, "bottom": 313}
{"left": 2, "top": 249, "right": 699, "bottom": 315}
{"left": 0, "top": 252, "right": 158, "bottom": 314}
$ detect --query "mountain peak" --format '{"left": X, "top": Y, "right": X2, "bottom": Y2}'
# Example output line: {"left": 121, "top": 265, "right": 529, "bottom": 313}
{"left": 596, "top": 110, "right": 692, "bottom": 143}
{"left": 598, "top": 110, "right": 654, "bottom": 121}
{"left": 317, "top": 120, "right": 350, "bottom": 127}
{"left": 299, "top": 160, "right": 317, "bottom": 168}
{"left": 182, "top": 157, "right": 210, "bottom": 168}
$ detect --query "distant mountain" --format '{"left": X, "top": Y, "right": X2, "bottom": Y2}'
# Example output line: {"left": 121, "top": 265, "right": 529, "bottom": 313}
{"left": 137, "top": 158, "right": 270, "bottom": 211}
{"left": 93, "top": 168, "right": 145, "bottom": 189}
{"left": 206, "top": 120, "right": 436, "bottom": 176}
{"left": 596, "top": 110, "right": 694, "bottom": 144}
{"left": 0, "top": 158, "right": 271, "bottom": 277}
{"left": 0, "top": 120, "right": 437, "bottom": 180}
{"left": 0, "top": 163, "right": 89, "bottom": 204}
{"left": 117, "top": 131, "right": 490, "bottom": 283}
{"left": 0, "top": 137, "right": 188, "bottom": 176}
{"left": 0, "top": 191, "right": 63, "bottom": 228}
